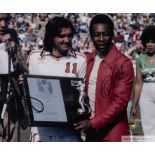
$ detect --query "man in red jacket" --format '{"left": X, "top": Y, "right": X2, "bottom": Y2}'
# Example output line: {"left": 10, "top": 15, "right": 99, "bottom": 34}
{"left": 74, "top": 14, "right": 134, "bottom": 142}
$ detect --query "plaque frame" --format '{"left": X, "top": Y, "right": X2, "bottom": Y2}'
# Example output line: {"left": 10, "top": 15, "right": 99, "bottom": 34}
{"left": 24, "top": 74, "right": 83, "bottom": 127}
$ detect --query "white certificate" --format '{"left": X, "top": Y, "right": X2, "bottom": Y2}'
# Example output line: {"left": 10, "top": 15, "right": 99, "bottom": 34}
{"left": 27, "top": 77, "right": 67, "bottom": 122}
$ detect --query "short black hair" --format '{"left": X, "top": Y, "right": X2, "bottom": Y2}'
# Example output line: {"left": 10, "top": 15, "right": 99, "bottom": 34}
{"left": 43, "top": 16, "right": 75, "bottom": 52}
{"left": 141, "top": 25, "right": 155, "bottom": 47}
{"left": 89, "top": 14, "right": 114, "bottom": 38}
{"left": 0, "top": 13, "right": 11, "bottom": 28}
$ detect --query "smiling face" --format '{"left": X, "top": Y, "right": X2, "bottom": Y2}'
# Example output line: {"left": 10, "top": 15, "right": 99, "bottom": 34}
{"left": 91, "top": 23, "right": 113, "bottom": 56}
{"left": 53, "top": 27, "right": 73, "bottom": 57}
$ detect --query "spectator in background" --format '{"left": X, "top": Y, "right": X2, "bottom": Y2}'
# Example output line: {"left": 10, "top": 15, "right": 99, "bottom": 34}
{"left": 130, "top": 25, "right": 155, "bottom": 141}
{"left": 115, "top": 31, "right": 124, "bottom": 42}
{"left": 0, "top": 13, "right": 25, "bottom": 141}
{"left": 0, "top": 13, "right": 25, "bottom": 105}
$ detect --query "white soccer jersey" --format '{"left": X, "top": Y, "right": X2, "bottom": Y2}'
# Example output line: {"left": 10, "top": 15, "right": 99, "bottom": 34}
{"left": 26, "top": 49, "right": 87, "bottom": 141}
{"left": 27, "top": 50, "right": 86, "bottom": 79}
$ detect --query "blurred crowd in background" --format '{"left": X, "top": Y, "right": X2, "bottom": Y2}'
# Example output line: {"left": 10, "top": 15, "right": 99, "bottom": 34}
{"left": 8, "top": 13, "right": 155, "bottom": 64}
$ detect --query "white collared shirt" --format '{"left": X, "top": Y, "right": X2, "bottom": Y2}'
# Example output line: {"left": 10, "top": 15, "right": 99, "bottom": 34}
{"left": 88, "top": 54, "right": 103, "bottom": 118}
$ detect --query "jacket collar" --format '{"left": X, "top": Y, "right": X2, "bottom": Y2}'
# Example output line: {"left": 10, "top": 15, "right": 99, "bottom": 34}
{"left": 104, "top": 44, "right": 120, "bottom": 68}
{"left": 87, "top": 44, "right": 120, "bottom": 68}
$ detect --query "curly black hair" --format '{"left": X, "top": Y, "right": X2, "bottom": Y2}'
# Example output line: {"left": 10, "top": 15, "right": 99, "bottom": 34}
{"left": 141, "top": 25, "right": 155, "bottom": 48}
{"left": 43, "top": 16, "right": 75, "bottom": 52}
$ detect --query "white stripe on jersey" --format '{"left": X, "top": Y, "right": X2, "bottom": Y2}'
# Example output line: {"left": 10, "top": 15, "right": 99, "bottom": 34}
{"left": 27, "top": 50, "right": 87, "bottom": 79}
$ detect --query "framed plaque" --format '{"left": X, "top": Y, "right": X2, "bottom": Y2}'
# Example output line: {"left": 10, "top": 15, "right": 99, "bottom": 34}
{"left": 24, "top": 74, "right": 85, "bottom": 127}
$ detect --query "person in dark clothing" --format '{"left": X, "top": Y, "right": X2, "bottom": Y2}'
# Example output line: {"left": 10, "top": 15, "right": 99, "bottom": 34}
{"left": 0, "top": 13, "right": 26, "bottom": 142}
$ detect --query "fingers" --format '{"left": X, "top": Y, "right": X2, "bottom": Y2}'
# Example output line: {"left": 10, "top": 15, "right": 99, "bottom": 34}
{"left": 73, "top": 120, "right": 91, "bottom": 130}
{"left": 130, "top": 107, "right": 137, "bottom": 117}
{"left": 18, "top": 74, "right": 24, "bottom": 84}
{"left": 130, "top": 111, "right": 137, "bottom": 124}
{"left": 133, "top": 112, "right": 137, "bottom": 118}
{"left": 73, "top": 121, "right": 83, "bottom": 130}
{"left": 131, "top": 110, "right": 137, "bottom": 118}
{"left": 74, "top": 124, "right": 83, "bottom": 130}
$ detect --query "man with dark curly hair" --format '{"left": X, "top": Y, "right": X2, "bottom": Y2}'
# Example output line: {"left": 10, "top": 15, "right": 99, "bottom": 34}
{"left": 27, "top": 16, "right": 87, "bottom": 142}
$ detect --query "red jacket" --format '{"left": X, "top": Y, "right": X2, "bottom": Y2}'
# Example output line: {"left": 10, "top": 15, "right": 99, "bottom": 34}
{"left": 86, "top": 44, "right": 134, "bottom": 142}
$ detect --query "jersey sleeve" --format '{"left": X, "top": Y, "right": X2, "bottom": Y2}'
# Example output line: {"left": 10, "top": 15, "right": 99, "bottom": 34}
{"left": 77, "top": 54, "right": 87, "bottom": 81}
{"left": 136, "top": 54, "right": 145, "bottom": 69}
{"left": 26, "top": 51, "right": 39, "bottom": 74}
